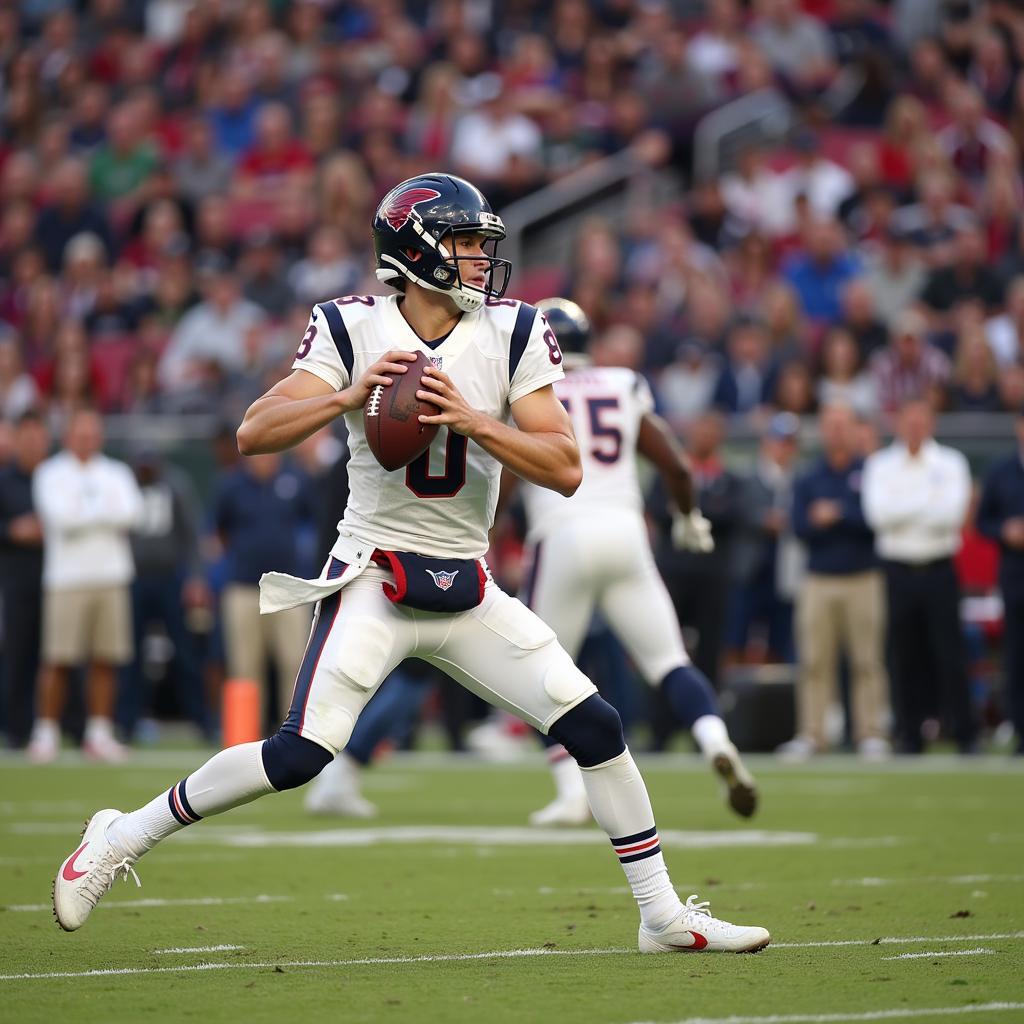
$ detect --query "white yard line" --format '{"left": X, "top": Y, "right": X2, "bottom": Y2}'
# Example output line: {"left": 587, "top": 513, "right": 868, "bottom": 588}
{"left": 0, "top": 947, "right": 632, "bottom": 981}
{"left": 624, "top": 1004, "right": 1024, "bottom": 1024}
{"left": 772, "top": 932, "right": 1024, "bottom": 949}
{"left": 5, "top": 894, "right": 290, "bottom": 912}
{"left": 881, "top": 948, "right": 994, "bottom": 961}
{"left": 153, "top": 945, "right": 246, "bottom": 955}
{"left": 2, "top": 932, "right": 1022, "bottom": 982}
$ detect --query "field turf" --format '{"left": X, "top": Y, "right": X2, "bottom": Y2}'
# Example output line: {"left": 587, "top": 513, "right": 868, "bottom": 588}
{"left": 0, "top": 749, "right": 1022, "bottom": 1024}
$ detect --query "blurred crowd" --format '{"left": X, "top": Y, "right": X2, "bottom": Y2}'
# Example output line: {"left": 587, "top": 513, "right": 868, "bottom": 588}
{"left": 3, "top": 1, "right": 1024, "bottom": 429}
{"left": 2, "top": 0, "right": 1024, "bottom": 757}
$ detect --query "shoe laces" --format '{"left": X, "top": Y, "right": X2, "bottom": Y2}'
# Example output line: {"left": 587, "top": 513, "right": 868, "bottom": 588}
{"left": 682, "top": 893, "right": 735, "bottom": 934}
{"left": 80, "top": 853, "right": 141, "bottom": 908}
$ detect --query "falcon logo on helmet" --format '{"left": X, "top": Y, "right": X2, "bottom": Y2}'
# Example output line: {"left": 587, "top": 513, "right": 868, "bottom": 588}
{"left": 381, "top": 187, "right": 441, "bottom": 231}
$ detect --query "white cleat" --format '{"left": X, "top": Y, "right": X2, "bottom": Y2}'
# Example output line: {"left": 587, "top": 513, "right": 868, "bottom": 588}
{"left": 528, "top": 792, "right": 592, "bottom": 827}
{"left": 710, "top": 742, "right": 758, "bottom": 818}
{"left": 53, "top": 809, "right": 140, "bottom": 932}
{"left": 857, "top": 737, "right": 892, "bottom": 762}
{"left": 639, "top": 894, "right": 770, "bottom": 954}
{"left": 304, "top": 755, "right": 378, "bottom": 818}
{"left": 26, "top": 733, "right": 60, "bottom": 764}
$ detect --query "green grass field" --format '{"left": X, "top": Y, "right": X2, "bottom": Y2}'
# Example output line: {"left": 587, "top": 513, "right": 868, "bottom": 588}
{"left": 1, "top": 750, "right": 1022, "bottom": 1024}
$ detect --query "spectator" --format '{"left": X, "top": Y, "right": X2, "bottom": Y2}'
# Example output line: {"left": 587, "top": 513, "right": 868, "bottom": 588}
{"left": 651, "top": 410, "right": 745, "bottom": 696}
{"left": 985, "top": 274, "right": 1024, "bottom": 367}
{"left": 729, "top": 412, "right": 801, "bottom": 664}
{"left": 890, "top": 170, "right": 974, "bottom": 261}
{"left": 938, "top": 81, "right": 1014, "bottom": 187}
{"left": 950, "top": 325, "right": 1002, "bottom": 412}
{"left": 862, "top": 399, "right": 976, "bottom": 753}
{"left": 35, "top": 156, "right": 112, "bottom": 273}
{"left": 121, "top": 450, "right": 212, "bottom": 742}
{"left": 0, "top": 334, "right": 39, "bottom": 420}
{"left": 0, "top": 411, "right": 49, "bottom": 747}
{"left": 862, "top": 226, "right": 927, "bottom": 330}
{"left": 720, "top": 144, "right": 794, "bottom": 239}
{"left": 687, "top": 0, "right": 744, "bottom": 98}
{"left": 869, "top": 308, "right": 951, "bottom": 415}
{"left": 777, "top": 131, "right": 855, "bottom": 224}
{"left": 977, "top": 407, "right": 1024, "bottom": 755}
{"left": 783, "top": 218, "right": 862, "bottom": 326}
{"left": 26, "top": 406, "right": 143, "bottom": 762}
{"left": 785, "top": 403, "right": 888, "bottom": 758}
{"left": 88, "top": 100, "right": 158, "bottom": 206}
{"left": 773, "top": 359, "right": 815, "bottom": 416}
{"left": 450, "top": 76, "right": 544, "bottom": 208}
{"left": 234, "top": 102, "right": 314, "bottom": 204}
{"left": 817, "top": 325, "right": 879, "bottom": 417}
{"left": 287, "top": 225, "right": 361, "bottom": 307}
{"left": 192, "top": 194, "right": 241, "bottom": 266}
{"left": 711, "top": 316, "right": 778, "bottom": 416}
{"left": 158, "top": 264, "right": 266, "bottom": 394}
{"left": 239, "top": 231, "right": 292, "bottom": 320}
{"left": 751, "top": 0, "right": 836, "bottom": 97}
{"left": 919, "top": 224, "right": 1006, "bottom": 328}
{"left": 839, "top": 277, "right": 889, "bottom": 359}
{"left": 207, "top": 66, "right": 259, "bottom": 158}
{"left": 657, "top": 340, "right": 719, "bottom": 426}
{"left": 213, "top": 452, "right": 316, "bottom": 726}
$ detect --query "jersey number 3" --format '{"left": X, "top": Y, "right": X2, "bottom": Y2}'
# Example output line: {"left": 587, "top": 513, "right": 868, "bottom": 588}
{"left": 406, "top": 430, "right": 468, "bottom": 497}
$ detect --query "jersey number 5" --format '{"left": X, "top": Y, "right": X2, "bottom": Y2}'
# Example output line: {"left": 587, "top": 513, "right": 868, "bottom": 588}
{"left": 563, "top": 396, "right": 622, "bottom": 464}
{"left": 406, "top": 430, "right": 468, "bottom": 497}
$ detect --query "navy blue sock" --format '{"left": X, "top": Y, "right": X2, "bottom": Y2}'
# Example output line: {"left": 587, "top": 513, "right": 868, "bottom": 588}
{"left": 660, "top": 665, "right": 718, "bottom": 729}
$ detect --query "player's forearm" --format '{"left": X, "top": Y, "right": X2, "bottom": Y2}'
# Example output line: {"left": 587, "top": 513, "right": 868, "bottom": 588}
{"left": 237, "top": 392, "right": 348, "bottom": 455}
{"left": 470, "top": 416, "right": 582, "bottom": 497}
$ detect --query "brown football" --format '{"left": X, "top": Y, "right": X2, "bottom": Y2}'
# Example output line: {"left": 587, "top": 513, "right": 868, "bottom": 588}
{"left": 363, "top": 351, "right": 441, "bottom": 471}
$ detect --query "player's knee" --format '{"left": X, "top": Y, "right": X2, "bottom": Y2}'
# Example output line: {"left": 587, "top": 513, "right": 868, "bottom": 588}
{"left": 548, "top": 694, "right": 625, "bottom": 768}
{"left": 261, "top": 730, "right": 333, "bottom": 792}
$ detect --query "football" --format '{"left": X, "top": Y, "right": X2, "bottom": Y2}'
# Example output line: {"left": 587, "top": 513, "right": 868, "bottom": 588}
{"left": 363, "top": 350, "right": 441, "bottom": 471}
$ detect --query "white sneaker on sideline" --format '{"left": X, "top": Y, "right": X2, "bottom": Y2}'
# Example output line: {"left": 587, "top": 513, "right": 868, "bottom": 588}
{"left": 709, "top": 743, "right": 758, "bottom": 818}
{"left": 528, "top": 792, "right": 592, "bottom": 827}
{"left": 83, "top": 735, "right": 129, "bottom": 763}
{"left": 639, "top": 894, "right": 770, "bottom": 953}
{"left": 53, "top": 809, "right": 140, "bottom": 932}
{"left": 27, "top": 731, "right": 60, "bottom": 764}
{"left": 775, "top": 736, "right": 817, "bottom": 762}
{"left": 304, "top": 755, "right": 378, "bottom": 818}
{"left": 857, "top": 736, "right": 892, "bottom": 761}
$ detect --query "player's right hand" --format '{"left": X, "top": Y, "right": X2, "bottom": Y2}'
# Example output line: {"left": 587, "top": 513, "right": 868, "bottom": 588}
{"left": 672, "top": 510, "right": 715, "bottom": 553}
{"left": 340, "top": 351, "right": 419, "bottom": 411}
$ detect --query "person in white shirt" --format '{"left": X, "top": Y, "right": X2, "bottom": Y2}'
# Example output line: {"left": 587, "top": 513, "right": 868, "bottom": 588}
{"left": 26, "top": 407, "right": 144, "bottom": 763}
{"left": 861, "top": 399, "right": 977, "bottom": 753}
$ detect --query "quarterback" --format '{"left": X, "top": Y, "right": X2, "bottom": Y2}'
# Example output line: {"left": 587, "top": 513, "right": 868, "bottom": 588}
{"left": 521, "top": 299, "right": 757, "bottom": 826}
{"left": 52, "top": 173, "right": 770, "bottom": 954}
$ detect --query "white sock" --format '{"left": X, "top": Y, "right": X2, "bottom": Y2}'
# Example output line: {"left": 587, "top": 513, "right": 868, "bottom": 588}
{"left": 548, "top": 747, "right": 585, "bottom": 800}
{"left": 691, "top": 714, "right": 730, "bottom": 758}
{"left": 106, "top": 741, "right": 274, "bottom": 859}
{"left": 84, "top": 717, "right": 115, "bottom": 744}
{"left": 579, "top": 748, "right": 683, "bottom": 931}
{"left": 311, "top": 752, "right": 361, "bottom": 793}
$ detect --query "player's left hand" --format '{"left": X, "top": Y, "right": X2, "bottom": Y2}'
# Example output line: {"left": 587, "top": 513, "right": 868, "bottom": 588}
{"left": 417, "top": 366, "right": 484, "bottom": 437}
{"left": 672, "top": 510, "right": 715, "bottom": 553}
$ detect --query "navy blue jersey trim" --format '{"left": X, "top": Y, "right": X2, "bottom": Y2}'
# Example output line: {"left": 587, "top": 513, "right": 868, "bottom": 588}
{"left": 509, "top": 302, "right": 538, "bottom": 382}
{"left": 317, "top": 302, "right": 354, "bottom": 380}
{"left": 619, "top": 845, "right": 662, "bottom": 864}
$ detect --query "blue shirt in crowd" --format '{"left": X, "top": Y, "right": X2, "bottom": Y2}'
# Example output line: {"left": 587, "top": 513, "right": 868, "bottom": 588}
{"left": 782, "top": 252, "right": 862, "bottom": 324}
{"left": 791, "top": 456, "right": 876, "bottom": 575}
{"left": 213, "top": 463, "right": 317, "bottom": 585}
{"left": 977, "top": 451, "right": 1024, "bottom": 601}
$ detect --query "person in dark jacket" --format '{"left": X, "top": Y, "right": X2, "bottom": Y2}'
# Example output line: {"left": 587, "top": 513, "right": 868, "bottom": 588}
{"left": 977, "top": 406, "right": 1024, "bottom": 755}
{"left": 783, "top": 403, "right": 889, "bottom": 759}
{"left": 0, "top": 411, "right": 49, "bottom": 747}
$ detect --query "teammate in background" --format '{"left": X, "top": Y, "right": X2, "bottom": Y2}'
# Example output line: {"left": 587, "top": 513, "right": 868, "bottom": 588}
{"left": 519, "top": 300, "right": 758, "bottom": 826}
{"left": 52, "top": 173, "right": 769, "bottom": 954}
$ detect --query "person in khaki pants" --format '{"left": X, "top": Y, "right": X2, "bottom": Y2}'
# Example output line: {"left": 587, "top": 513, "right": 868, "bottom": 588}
{"left": 213, "top": 451, "right": 316, "bottom": 725}
{"left": 783, "top": 404, "right": 889, "bottom": 759}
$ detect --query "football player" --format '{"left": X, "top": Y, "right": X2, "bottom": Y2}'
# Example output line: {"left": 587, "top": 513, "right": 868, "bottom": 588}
{"left": 519, "top": 300, "right": 757, "bottom": 826}
{"left": 52, "top": 173, "right": 769, "bottom": 953}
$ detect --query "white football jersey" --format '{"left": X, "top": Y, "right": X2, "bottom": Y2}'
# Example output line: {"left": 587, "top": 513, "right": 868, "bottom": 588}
{"left": 294, "top": 294, "right": 564, "bottom": 558}
{"left": 521, "top": 364, "right": 654, "bottom": 542}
